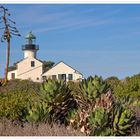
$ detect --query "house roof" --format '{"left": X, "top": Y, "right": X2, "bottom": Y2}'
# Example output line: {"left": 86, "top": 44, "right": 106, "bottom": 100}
{"left": 15, "top": 57, "right": 28, "bottom": 64}
{"left": 42, "top": 61, "right": 83, "bottom": 76}
{"left": 16, "top": 57, "right": 43, "bottom": 64}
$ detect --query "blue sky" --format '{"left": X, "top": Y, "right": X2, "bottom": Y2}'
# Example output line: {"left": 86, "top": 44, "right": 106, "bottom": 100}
{"left": 0, "top": 4, "right": 140, "bottom": 79}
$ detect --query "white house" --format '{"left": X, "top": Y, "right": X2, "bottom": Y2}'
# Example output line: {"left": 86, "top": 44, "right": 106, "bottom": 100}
{"left": 42, "top": 61, "right": 83, "bottom": 82}
{"left": 8, "top": 32, "right": 83, "bottom": 82}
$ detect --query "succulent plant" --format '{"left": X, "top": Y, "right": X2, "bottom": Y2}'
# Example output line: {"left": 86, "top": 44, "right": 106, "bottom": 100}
{"left": 41, "top": 79, "right": 62, "bottom": 101}
{"left": 89, "top": 107, "right": 109, "bottom": 128}
{"left": 88, "top": 107, "right": 112, "bottom": 136}
{"left": 82, "top": 76, "right": 108, "bottom": 100}
{"left": 95, "top": 90, "right": 115, "bottom": 112}
{"left": 50, "top": 89, "right": 77, "bottom": 124}
{"left": 112, "top": 104, "right": 135, "bottom": 136}
{"left": 88, "top": 103, "right": 135, "bottom": 136}
{"left": 25, "top": 101, "right": 52, "bottom": 123}
{"left": 117, "top": 95, "right": 134, "bottom": 108}
{"left": 67, "top": 108, "right": 91, "bottom": 135}
{"left": 67, "top": 76, "right": 136, "bottom": 136}
{"left": 40, "top": 79, "right": 77, "bottom": 124}
{"left": 67, "top": 76, "right": 112, "bottom": 135}
{"left": 75, "top": 76, "right": 109, "bottom": 109}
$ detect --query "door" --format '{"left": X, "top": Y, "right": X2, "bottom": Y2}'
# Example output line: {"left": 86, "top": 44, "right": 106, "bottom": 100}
{"left": 11, "top": 73, "right": 15, "bottom": 79}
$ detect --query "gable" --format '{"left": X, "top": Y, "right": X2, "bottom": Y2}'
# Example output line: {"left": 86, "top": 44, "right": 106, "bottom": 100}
{"left": 42, "top": 61, "right": 82, "bottom": 76}
{"left": 17, "top": 57, "right": 43, "bottom": 66}
{"left": 17, "top": 57, "right": 43, "bottom": 76}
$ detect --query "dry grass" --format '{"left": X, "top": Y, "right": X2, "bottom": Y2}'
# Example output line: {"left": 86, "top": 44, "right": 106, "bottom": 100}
{"left": 131, "top": 126, "right": 140, "bottom": 136}
{"left": 0, "top": 119, "right": 84, "bottom": 136}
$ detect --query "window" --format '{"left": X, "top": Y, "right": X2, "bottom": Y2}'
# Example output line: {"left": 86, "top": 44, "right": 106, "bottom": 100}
{"left": 52, "top": 75, "right": 56, "bottom": 80}
{"left": 62, "top": 74, "right": 66, "bottom": 80}
{"left": 31, "top": 61, "right": 35, "bottom": 67}
{"left": 58, "top": 74, "right": 62, "bottom": 80}
{"left": 68, "top": 74, "right": 73, "bottom": 80}
{"left": 11, "top": 73, "right": 15, "bottom": 79}
{"left": 58, "top": 74, "right": 66, "bottom": 81}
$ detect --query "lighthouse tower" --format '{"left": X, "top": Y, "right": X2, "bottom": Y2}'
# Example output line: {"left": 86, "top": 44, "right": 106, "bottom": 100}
{"left": 22, "top": 31, "right": 39, "bottom": 58}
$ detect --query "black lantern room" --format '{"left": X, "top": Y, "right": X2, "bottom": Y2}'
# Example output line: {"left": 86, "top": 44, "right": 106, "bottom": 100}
{"left": 22, "top": 31, "right": 39, "bottom": 51}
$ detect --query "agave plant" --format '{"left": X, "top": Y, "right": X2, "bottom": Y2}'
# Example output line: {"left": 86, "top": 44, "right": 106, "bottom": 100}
{"left": 81, "top": 76, "right": 108, "bottom": 100}
{"left": 95, "top": 90, "right": 115, "bottom": 112}
{"left": 41, "top": 79, "right": 63, "bottom": 101}
{"left": 74, "top": 76, "right": 109, "bottom": 109}
{"left": 89, "top": 107, "right": 109, "bottom": 128}
{"left": 67, "top": 76, "right": 136, "bottom": 136}
{"left": 89, "top": 107, "right": 112, "bottom": 136}
{"left": 67, "top": 109, "right": 79, "bottom": 128}
{"left": 25, "top": 101, "right": 52, "bottom": 123}
{"left": 88, "top": 103, "right": 136, "bottom": 136}
{"left": 67, "top": 76, "right": 111, "bottom": 134}
{"left": 40, "top": 79, "right": 77, "bottom": 124}
{"left": 132, "top": 98, "right": 140, "bottom": 107}
{"left": 112, "top": 103, "right": 135, "bottom": 136}
{"left": 116, "top": 95, "right": 134, "bottom": 107}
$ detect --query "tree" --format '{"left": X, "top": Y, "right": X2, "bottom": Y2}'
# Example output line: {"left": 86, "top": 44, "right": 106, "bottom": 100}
{"left": 105, "top": 76, "right": 120, "bottom": 91}
{"left": 42, "top": 61, "right": 55, "bottom": 72}
{"left": 0, "top": 6, "right": 21, "bottom": 83}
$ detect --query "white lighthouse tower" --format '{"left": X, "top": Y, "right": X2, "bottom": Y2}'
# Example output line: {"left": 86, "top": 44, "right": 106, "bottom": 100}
{"left": 22, "top": 31, "right": 39, "bottom": 58}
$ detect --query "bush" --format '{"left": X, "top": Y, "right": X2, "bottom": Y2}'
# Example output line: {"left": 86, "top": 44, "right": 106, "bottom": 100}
{"left": 105, "top": 76, "right": 120, "bottom": 91}
{"left": 0, "top": 76, "right": 139, "bottom": 136}
{"left": 0, "top": 91, "right": 39, "bottom": 122}
{"left": 104, "top": 74, "right": 140, "bottom": 100}
{"left": 0, "top": 79, "right": 41, "bottom": 94}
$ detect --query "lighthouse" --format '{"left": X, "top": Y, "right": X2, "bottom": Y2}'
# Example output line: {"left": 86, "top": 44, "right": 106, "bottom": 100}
{"left": 8, "top": 31, "right": 83, "bottom": 82}
{"left": 22, "top": 31, "right": 39, "bottom": 58}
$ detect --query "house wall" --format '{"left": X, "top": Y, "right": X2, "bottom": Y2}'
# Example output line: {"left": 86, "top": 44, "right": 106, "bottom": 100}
{"left": 42, "top": 62, "right": 83, "bottom": 81}
{"left": 74, "top": 72, "right": 83, "bottom": 81}
{"left": 17, "top": 57, "right": 43, "bottom": 82}
{"left": 8, "top": 70, "right": 17, "bottom": 80}
{"left": 8, "top": 61, "right": 83, "bottom": 82}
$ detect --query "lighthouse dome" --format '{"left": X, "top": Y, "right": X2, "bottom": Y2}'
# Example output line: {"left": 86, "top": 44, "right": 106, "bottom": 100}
{"left": 22, "top": 31, "right": 39, "bottom": 58}
{"left": 25, "top": 31, "right": 36, "bottom": 40}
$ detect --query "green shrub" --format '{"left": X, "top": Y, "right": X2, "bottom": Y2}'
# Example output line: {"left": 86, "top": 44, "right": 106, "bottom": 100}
{"left": 0, "top": 92, "right": 32, "bottom": 121}
{"left": 0, "top": 79, "right": 41, "bottom": 95}
{"left": 105, "top": 76, "right": 120, "bottom": 91}
{"left": 113, "top": 74, "right": 140, "bottom": 98}
{"left": 0, "top": 76, "right": 138, "bottom": 136}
